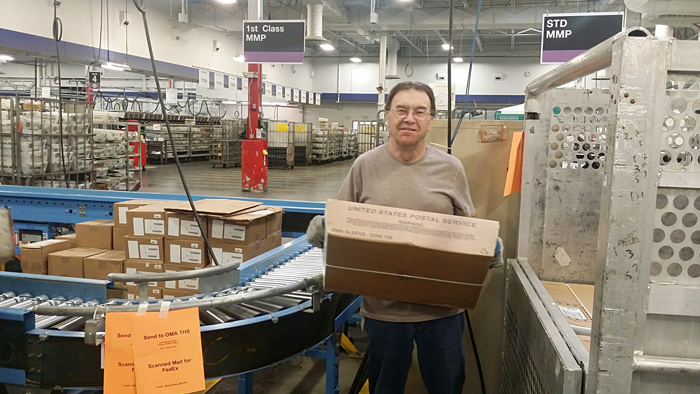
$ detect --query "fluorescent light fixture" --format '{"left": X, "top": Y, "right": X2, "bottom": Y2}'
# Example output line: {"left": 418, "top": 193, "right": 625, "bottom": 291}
{"left": 0, "top": 54, "right": 14, "bottom": 62}
{"left": 453, "top": 57, "right": 464, "bottom": 63}
{"left": 217, "top": 0, "right": 237, "bottom": 3}
{"left": 101, "top": 62, "right": 131, "bottom": 71}
{"left": 349, "top": 57, "right": 362, "bottom": 63}
{"left": 441, "top": 43, "right": 453, "bottom": 50}
{"left": 319, "top": 43, "right": 335, "bottom": 51}
{"left": 221, "top": 100, "right": 238, "bottom": 105}
{"left": 233, "top": 54, "right": 245, "bottom": 63}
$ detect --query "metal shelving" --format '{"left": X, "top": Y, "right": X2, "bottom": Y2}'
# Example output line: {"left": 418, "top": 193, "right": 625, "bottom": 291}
{"left": 146, "top": 124, "right": 214, "bottom": 164}
{"left": 92, "top": 111, "right": 142, "bottom": 191}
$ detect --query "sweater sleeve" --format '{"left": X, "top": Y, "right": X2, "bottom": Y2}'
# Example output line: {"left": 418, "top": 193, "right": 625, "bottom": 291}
{"left": 336, "top": 161, "right": 362, "bottom": 203}
{"left": 452, "top": 160, "right": 476, "bottom": 217}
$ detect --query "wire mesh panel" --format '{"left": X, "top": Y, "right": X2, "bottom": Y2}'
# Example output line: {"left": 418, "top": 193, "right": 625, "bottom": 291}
{"left": 12, "top": 98, "right": 95, "bottom": 189}
{"left": 500, "top": 259, "right": 583, "bottom": 394}
{"left": 293, "top": 123, "right": 312, "bottom": 166}
{"left": 210, "top": 119, "right": 243, "bottom": 168}
{"left": 266, "top": 121, "right": 294, "bottom": 169}
{"left": 0, "top": 97, "right": 17, "bottom": 186}
{"left": 357, "top": 122, "right": 377, "bottom": 154}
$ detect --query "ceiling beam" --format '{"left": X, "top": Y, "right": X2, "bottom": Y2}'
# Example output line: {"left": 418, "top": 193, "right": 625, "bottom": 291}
{"left": 474, "top": 29, "right": 483, "bottom": 52}
{"left": 326, "top": 31, "right": 369, "bottom": 53}
{"left": 393, "top": 31, "right": 425, "bottom": 54}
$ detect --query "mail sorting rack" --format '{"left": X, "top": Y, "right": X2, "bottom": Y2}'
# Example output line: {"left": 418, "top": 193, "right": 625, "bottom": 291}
{"left": 210, "top": 118, "right": 244, "bottom": 168}
{"left": 146, "top": 125, "right": 213, "bottom": 164}
{"left": 501, "top": 28, "right": 700, "bottom": 394}
{"left": 0, "top": 238, "right": 360, "bottom": 394}
{"left": 92, "top": 112, "right": 142, "bottom": 191}
{"left": 266, "top": 120, "right": 295, "bottom": 169}
{"left": 293, "top": 123, "right": 313, "bottom": 166}
{"left": 312, "top": 127, "right": 343, "bottom": 164}
{"left": 0, "top": 97, "right": 95, "bottom": 189}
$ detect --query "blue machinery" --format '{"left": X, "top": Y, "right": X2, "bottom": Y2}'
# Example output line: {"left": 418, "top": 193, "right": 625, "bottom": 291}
{"left": 0, "top": 186, "right": 361, "bottom": 394}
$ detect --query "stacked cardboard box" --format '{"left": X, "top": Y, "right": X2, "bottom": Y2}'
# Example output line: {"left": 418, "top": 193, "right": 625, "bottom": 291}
{"left": 48, "top": 247, "right": 107, "bottom": 278}
{"left": 20, "top": 239, "right": 72, "bottom": 274}
{"left": 207, "top": 206, "right": 284, "bottom": 266}
{"left": 76, "top": 219, "right": 114, "bottom": 249}
{"left": 160, "top": 199, "right": 284, "bottom": 296}
{"left": 122, "top": 201, "right": 176, "bottom": 299}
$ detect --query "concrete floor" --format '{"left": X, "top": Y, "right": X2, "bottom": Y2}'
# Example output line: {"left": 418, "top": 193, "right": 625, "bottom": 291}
{"left": 139, "top": 159, "right": 355, "bottom": 201}
{"left": 142, "top": 159, "right": 365, "bottom": 394}
{"left": 206, "top": 326, "right": 368, "bottom": 394}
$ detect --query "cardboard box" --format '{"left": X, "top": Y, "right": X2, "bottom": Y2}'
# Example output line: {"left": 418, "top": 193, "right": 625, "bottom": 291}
{"left": 165, "top": 211, "right": 208, "bottom": 240}
{"left": 125, "top": 236, "right": 164, "bottom": 261}
{"left": 84, "top": 250, "right": 125, "bottom": 280}
{"left": 126, "top": 202, "right": 180, "bottom": 236}
{"left": 113, "top": 199, "right": 162, "bottom": 227}
{"left": 106, "top": 287, "right": 128, "bottom": 300}
{"left": 163, "top": 264, "right": 201, "bottom": 292}
{"left": 165, "top": 198, "right": 261, "bottom": 217}
{"left": 112, "top": 226, "right": 127, "bottom": 251}
{"left": 162, "top": 288, "right": 199, "bottom": 299}
{"left": 127, "top": 286, "right": 163, "bottom": 300}
{"left": 209, "top": 232, "right": 282, "bottom": 266}
{"left": 48, "top": 247, "right": 107, "bottom": 278}
{"left": 123, "top": 260, "right": 165, "bottom": 287}
{"left": 55, "top": 233, "right": 76, "bottom": 248}
{"left": 207, "top": 206, "right": 284, "bottom": 245}
{"left": 541, "top": 281, "right": 593, "bottom": 328}
{"left": 76, "top": 219, "right": 114, "bottom": 250}
{"left": 323, "top": 199, "right": 499, "bottom": 310}
{"left": 165, "top": 239, "right": 208, "bottom": 268}
{"left": 20, "top": 239, "right": 72, "bottom": 275}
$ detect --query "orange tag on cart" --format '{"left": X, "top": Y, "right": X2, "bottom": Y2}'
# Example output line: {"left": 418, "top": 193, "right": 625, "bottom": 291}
{"left": 104, "top": 312, "right": 137, "bottom": 394}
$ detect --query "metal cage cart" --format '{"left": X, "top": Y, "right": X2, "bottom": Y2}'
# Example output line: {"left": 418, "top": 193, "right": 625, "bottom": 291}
{"left": 266, "top": 120, "right": 295, "bottom": 169}
{"left": 312, "top": 120, "right": 344, "bottom": 164}
{"left": 355, "top": 121, "right": 386, "bottom": 154}
{"left": 190, "top": 125, "right": 213, "bottom": 159}
{"left": 293, "top": 123, "right": 313, "bottom": 166}
{"left": 92, "top": 111, "right": 142, "bottom": 191}
{"left": 210, "top": 119, "right": 244, "bottom": 168}
{"left": 3, "top": 98, "right": 95, "bottom": 189}
{"left": 501, "top": 28, "right": 700, "bottom": 394}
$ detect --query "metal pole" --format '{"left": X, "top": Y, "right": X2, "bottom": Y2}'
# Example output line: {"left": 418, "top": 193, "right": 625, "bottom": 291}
{"left": 446, "top": 0, "right": 454, "bottom": 155}
{"left": 378, "top": 32, "right": 387, "bottom": 119}
{"left": 633, "top": 355, "right": 700, "bottom": 375}
{"left": 525, "top": 27, "right": 650, "bottom": 98}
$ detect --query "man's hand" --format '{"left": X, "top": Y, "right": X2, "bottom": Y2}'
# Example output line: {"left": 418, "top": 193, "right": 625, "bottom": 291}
{"left": 490, "top": 237, "right": 503, "bottom": 269}
{"left": 306, "top": 215, "right": 326, "bottom": 248}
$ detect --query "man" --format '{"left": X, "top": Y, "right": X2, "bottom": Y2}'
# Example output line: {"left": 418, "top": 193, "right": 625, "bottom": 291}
{"left": 307, "top": 81, "right": 500, "bottom": 394}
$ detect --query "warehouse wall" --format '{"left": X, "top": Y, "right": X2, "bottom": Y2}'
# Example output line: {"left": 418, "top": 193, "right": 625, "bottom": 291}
{"left": 0, "top": 0, "right": 315, "bottom": 96}
{"left": 311, "top": 57, "right": 558, "bottom": 95}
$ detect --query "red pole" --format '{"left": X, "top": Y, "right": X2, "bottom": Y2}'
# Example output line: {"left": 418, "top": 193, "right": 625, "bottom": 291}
{"left": 247, "top": 63, "right": 262, "bottom": 139}
{"left": 241, "top": 63, "right": 268, "bottom": 192}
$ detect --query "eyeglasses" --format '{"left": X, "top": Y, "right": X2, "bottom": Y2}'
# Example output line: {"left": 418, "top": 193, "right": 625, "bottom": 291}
{"left": 390, "top": 107, "right": 431, "bottom": 120}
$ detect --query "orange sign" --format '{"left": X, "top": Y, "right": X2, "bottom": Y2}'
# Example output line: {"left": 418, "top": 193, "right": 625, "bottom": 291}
{"left": 504, "top": 131, "right": 524, "bottom": 196}
{"left": 104, "top": 312, "right": 137, "bottom": 394}
{"left": 129, "top": 308, "right": 205, "bottom": 394}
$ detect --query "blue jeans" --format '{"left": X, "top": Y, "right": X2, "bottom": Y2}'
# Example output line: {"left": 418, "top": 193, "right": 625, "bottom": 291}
{"left": 365, "top": 314, "right": 466, "bottom": 394}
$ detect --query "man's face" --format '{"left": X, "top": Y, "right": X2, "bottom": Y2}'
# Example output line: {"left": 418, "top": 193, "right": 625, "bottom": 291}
{"left": 387, "top": 89, "right": 433, "bottom": 148}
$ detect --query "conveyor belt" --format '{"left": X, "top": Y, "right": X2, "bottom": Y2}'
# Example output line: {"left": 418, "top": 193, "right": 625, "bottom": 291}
{"left": 0, "top": 240, "right": 357, "bottom": 389}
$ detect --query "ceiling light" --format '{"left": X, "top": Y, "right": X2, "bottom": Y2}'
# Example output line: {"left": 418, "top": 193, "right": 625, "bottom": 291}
{"left": 222, "top": 100, "right": 238, "bottom": 104}
{"left": 453, "top": 57, "right": 464, "bottom": 63}
{"left": 101, "top": 62, "right": 131, "bottom": 71}
{"left": 349, "top": 57, "right": 362, "bottom": 63}
{"left": 0, "top": 55, "right": 14, "bottom": 62}
{"left": 217, "top": 0, "right": 237, "bottom": 3}
{"left": 233, "top": 54, "right": 245, "bottom": 63}
{"left": 319, "top": 43, "right": 335, "bottom": 51}
{"left": 442, "top": 43, "right": 452, "bottom": 50}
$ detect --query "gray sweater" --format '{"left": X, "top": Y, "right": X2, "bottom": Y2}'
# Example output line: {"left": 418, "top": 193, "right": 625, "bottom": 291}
{"left": 336, "top": 143, "right": 476, "bottom": 322}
